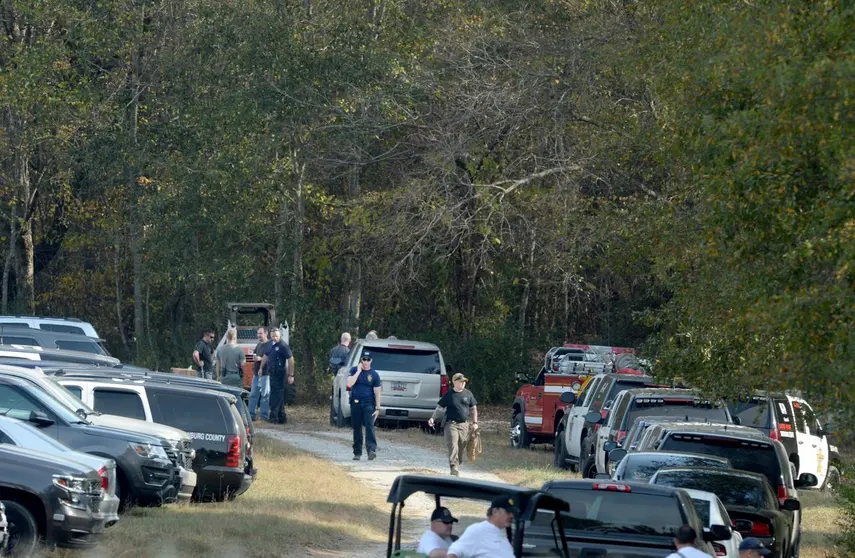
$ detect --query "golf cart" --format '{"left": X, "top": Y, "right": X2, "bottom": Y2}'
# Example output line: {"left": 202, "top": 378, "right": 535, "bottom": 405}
{"left": 386, "top": 474, "right": 571, "bottom": 558}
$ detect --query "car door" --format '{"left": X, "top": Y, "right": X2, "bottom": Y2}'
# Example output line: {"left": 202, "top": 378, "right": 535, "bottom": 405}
{"left": 567, "top": 376, "right": 606, "bottom": 458}
{"left": 792, "top": 397, "right": 829, "bottom": 486}
{"left": 597, "top": 391, "right": 629, "bottom": 472}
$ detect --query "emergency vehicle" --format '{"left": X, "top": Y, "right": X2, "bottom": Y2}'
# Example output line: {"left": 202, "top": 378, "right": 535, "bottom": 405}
{"left": 510, "top": 344, "right": 640, "bottom": 449}
{"left": 214, "top": 303, "right": 289, "bottom": 390}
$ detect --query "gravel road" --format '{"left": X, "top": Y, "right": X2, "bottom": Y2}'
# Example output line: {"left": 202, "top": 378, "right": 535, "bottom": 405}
{"left": 258, "top": 427, "right": 503, "bottom": 557}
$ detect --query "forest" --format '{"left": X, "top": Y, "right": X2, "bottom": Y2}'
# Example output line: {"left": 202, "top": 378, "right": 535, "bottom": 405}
{"left": 1, "top": 0, "right": 852, "bottom": 415}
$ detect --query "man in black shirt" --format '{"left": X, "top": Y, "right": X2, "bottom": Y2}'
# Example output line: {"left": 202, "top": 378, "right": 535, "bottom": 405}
{"left": 193, "top": 329, "right": 215, "bottom": 380}
{"left": 429, "top": 373, "right": 479, "bottom": 476}
{"left": 264, "top": 328, "right": 294, "bottom": 424}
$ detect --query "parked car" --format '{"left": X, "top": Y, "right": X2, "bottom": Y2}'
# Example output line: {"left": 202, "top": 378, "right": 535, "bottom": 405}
{"left": 533, "top": 479, "right": 732, "bottom": 557}
{"left": 0, "top": 316, "right": 101, "bottom": 341}
{"left": 554, "top": 371, "right": 663, "bottom": 471}
{"left": 728, "top": 393, "right": 834, "bottom": 490}
{"left": 0, "top": 325, "right": 108, "bottom": 356}
{"left": 650, "top": 467, "right": 798, "bottom": 558}
{"left": 0, "top": 374, "right": 179, "bottom": 507}
{"left": 0, "top": 366, "right": 197, "bottom": 501}
{"left": 0, "top": 444, "right": 109, "bottom": 555}
{"left": 610, "top": 450, "right": 732, "bottom": 482}
{"left": 635, "top": 423, "right": 818, "bottom": 555}
{"left": 581, "top": 389, "right": 733, "bottom": 477}
{"left": 330, "top": 338, "right": 448, "bottom": 427}
{"left": 53, "top": 376, "right": 255, "bottom": 501}
{"left": 0, "top": 346, "right": 120, "bottom": 368}
{"left": 681, "top": 488, "right": 744, "bottom": 558}
{"left": 0, "top": 416, "right": 120, "bottom": 528}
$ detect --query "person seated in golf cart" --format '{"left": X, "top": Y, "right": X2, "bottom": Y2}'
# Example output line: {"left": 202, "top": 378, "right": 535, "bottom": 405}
{"left": 447, "top": 495, "right": 518, "bottom": 558}
{"left": 417, "top": 507, "right": 458, "bottom": 557}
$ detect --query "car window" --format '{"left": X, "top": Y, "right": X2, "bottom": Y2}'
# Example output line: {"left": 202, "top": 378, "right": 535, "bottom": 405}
{"left": 653, "top": 471, "right": 765, "bottom": 508}
{"left": 587, "top": 377, "right": 613, "bottom": 412}
{"left": 93, "top": 388, "right": 146, "bottom": 421}
{"left": 621, "top": 398, "right": 729, "bottom": 430}
{"left": 660, "top": 434, "right": 783, "bottom": 488}
{"left": 0, "top": 429, "right": 14, "bottom": 443}
{"left": 622, "top": 454, "right": 730, "bottom": 481}
{"left": 0, "top": 322, "right": 29, "bottom": 327}
{"left": 690, "top": 498, "right": 711, "bottom": 527}
{"left": 40, "top": 324, "right": 86, "bottom": 335}
{"left": 63, "top": 384, "right": 82, "bottom": 399}
{"left": 610, "top": 393, "right": 632, "bottom": 428}
{"left": 150, "top": 391, "right": 227, "bottom": 433}
{"left": 55, "top": 340, "right": 103, "bottom": 355}
{"left": 792, "top": 400, "right": 820, "bottom": 436}
{"left": 729, "top": 398, "right": 771, "bottom": 428}
{"left": 577, "top": 378, "right": 599, "bottom": 407}
{"left": 0, "top": 384, "right": 44, "bottom": 419}
{"left": 772, "top": 398, "right": 796, "bottom": 433}
{"left": 360, "top": 347, "right": 441, "bottom": 374}
{"left": 1, "top": 336, "right": 39, "bottom": 346}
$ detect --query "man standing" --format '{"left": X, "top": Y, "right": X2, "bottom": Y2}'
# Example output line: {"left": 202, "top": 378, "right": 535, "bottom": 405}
{"left": 428, "top": 373, "right": 478, "bottom": 476}
{"left": 346, "top": 351, "right": 381, "bottom": 460}
{"left": 447, "top": 495, "right": 517, "bottom": 558}
{"left": 664, "top": 525, "right": 712, "bottom": 558}
{"left": 192, "top": 329, "right": 215, "bottom": 380}
{"left": 216, "top": 328, "right": 246, "bottom": 380}
{"left": 417, "top": 507, "right": 458, "bottom": 558}
{"left": 264, "top": 328, "right": 294, "bottom": 424}
{"left": 738, "top": 538, "right": 771, "bottom": 558}
{"left": 328, "top": 332, "right": 351, "bottom": 374}
{"left": 248, "top": 327, "right": 272, "bottom": 421}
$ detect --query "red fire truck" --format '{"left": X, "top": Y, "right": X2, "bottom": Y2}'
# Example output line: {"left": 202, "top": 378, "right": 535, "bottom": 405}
{"left": 510, "top": 344, "right": 640, "bottom": 449}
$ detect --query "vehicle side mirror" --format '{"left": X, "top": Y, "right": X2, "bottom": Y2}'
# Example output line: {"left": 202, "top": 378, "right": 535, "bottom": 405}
{"left": 731, "top": 416, "right": 741, "bottom": 425}
{"left": 781, "top": 498, "right": 801, "bottom": 511}
{"left": 603, "top": 441, "right": 617, "bottom": 453}
{"left": 703, "top": 524, "right": 732, "bottom": 542}
{"left": 76, "top": 408, "right": 87, "bottom": 419}
{"left": 795, "top": 473, "right": 818, "bottom": 488}
{"left": 608, "top": 448, "right": 628, "bottom": 463}
{"left": 585, "top": 411, "right": 603, "bottom": 425}
{"left": 28, "top": 410, "right": 55, "bottom": 427}
{"left": 732, "top": 519, "right": 754, "bottom": 533}
{"left": 559, "top": 392, "right": 576, "bottom": 405}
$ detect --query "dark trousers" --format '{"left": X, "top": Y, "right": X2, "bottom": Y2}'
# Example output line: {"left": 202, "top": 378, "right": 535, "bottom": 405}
{"left": 351, "top": 401, "right": 377, "bottom": 456}
{"left": 268, "top": 372, "right": 287, "bottom": 424}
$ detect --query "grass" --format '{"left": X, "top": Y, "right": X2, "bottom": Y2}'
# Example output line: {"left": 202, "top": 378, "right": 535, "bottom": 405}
{"left": 53, "top": 435, "right": 390, "bottom": 558}
{"left": 800, "top": 491, "right": 842, "bottom": 558}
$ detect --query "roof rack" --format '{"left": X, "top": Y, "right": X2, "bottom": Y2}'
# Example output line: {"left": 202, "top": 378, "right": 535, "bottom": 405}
{"left": 0, "top": 315, "right": 84, "bottom": 322}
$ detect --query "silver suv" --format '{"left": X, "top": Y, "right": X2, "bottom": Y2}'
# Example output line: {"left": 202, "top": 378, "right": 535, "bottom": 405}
{"left": 330, "top": 339, "right": 448, "bottom": 427}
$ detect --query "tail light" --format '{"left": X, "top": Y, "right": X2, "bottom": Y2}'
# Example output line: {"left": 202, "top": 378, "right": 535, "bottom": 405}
{"left": 592, "top": 483, "right": 631, "bottom": 492}
{"left": 712, "top": 542, "right": 726, "bottom": 556}
{"left": 98, "top": 466, "right": 109, "bottom": 491}
{"left": 748, "top": 521, "right": 772, "bottom": 537}
{"left": 769, "top": 428, "right": 780, "bottom": 441}
{"left": 440, "top": 375, "right": 449, "bottom": 396}
{"left": 225, "top": 435, "right": 241, "bottom": 468}
{"left": 777, "top": 484, "right": 788, "bottom": 504}
{"left": 600, "top": 409, "right": 608, "bottom": 420}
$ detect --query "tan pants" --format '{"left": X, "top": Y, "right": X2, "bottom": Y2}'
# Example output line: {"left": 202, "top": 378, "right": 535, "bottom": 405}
{"left": 445, "top": 421, "right": 469, "bottom": 470}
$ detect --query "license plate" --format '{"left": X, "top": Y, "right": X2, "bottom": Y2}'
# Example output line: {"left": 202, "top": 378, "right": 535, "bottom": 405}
{"left": 390, "top": 382, "right": 409, "bottom": 392}
{"left": 386, "top": 409, "right": 409, "bottom": 417}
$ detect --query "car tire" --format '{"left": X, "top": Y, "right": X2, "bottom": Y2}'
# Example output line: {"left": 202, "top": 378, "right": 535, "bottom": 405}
{"left": 579, "top": 437, "right": 597, "bottom": 479}
{"left": 822, "top": 465, "right": 841, "bottom": 493}
{"left": 553, "top": 428, "right": 569, "bottom": 470}
{"left": 511, "top": 413, "right": 531, "bottom": 449}
{"left": 334, "top": 391, "right": 347, "bottom": 428}
{"left": 2, "top": 500, "right": 40, "bottom": 558}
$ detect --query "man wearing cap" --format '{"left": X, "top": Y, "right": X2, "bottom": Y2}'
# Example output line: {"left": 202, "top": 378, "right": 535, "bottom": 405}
{"left": 447, "top": 495, "right": 516, "bottom": 558}
{"left": 429, "top": 373, "right": 479, "bottom": 476}
{"left": 739, "top": 537, "right": 771, "bottom": 557}
{"left": 665, "top": 525, "right": 711, "bottom": 558}
{"left": 346, "top": 351, "right": 382, "bottom": 460}
{"left": 417, "top": 507, "right": 458, "bottom": 557}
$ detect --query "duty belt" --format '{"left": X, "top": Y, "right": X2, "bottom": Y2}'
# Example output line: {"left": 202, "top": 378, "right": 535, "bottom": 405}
{"left": 448, "top": 419, "right": 468, "bottom": 424}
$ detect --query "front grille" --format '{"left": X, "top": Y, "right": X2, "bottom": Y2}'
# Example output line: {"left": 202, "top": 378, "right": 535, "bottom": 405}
{"left": 87, "top": 492, "right": 103, "bottom": 514}
{"left": 164, "top": 445, "right": 179, "bottom": 468}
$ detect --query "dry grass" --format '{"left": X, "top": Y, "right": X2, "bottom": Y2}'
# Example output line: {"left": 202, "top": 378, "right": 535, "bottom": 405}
{"left": 799, "top": 491, "right": 842, "bottom": 558}
{"left": 53, "top": 435, "right": 390, "bottom": 558}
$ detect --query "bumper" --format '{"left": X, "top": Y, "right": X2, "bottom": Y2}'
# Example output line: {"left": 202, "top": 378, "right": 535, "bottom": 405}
{"left": 51, "top": 505, "right": 105, "bottom": 549}
{"left": 379, "top": 406, "right": 435, "bottom": 421}
{"left": 179, "top": 468, "right": 198, "bottom": 501}
{"left": 95, "top": 493, "right": 121, "bottom": 527}
{"left": 195, "top": 466, "right": 254, "bottom": 501}
{"left": 134, "top": 460, "right": 179, "bottom": 506}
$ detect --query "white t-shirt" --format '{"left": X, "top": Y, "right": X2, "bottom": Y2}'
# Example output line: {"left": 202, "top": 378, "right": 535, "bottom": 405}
{"left": 666, "top": 546, "right": 713, "bottom": 558}
{"left": 417, "top": 529, "right": 452, "bottom": 555}
{"left": 447, "top": 520, "right": 514, "bottom": 558}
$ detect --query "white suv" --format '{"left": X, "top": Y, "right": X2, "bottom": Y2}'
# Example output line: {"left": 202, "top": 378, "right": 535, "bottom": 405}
{"left": 0, "top": 316, "right": 101, "bottom": 339}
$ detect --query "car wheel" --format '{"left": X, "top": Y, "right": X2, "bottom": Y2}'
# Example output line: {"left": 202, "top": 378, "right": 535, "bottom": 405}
{"left": 329, "top": 387, "right": 336, "bottom": 426}
{"left": 334, "top": 391, "right": 347, "bottom": 428}
{"left": 553, "top": 429, "right": 569, "bottom": 470}
{"left": 579, "top": 437, "right": 597, "bottom": 478}
{"left": 510, "top": 413, "right": 531, "bottom": 449}
{"left": 823, "top": 466, "right": 841, "bottom": 493}
{"left": 2, "top": 500, "right": 39, "bottom": 558}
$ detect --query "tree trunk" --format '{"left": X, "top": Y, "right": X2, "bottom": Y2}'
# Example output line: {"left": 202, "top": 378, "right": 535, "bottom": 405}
{"left": 341, "top": 165, "right": 362, "bottom": 334}
{"left": 131, "top": 217, "right": 144, "bottom": 353}
{"left": 128, "top": 9, "right": 145, "bottom": 356}
{"left": 2, "top": 206, "right": 17, "bottom": 314}
{"left": 274, "top": 178, "right": 287, "bottom": 317}
{"left": 114, "top": 235, "right": 130, "bottom": 351}
{"left": 18, "top": 218, "right": 34, "bottom": 314}
{"left": 519, "top": 236, "right": 536, "bottom": 346}
{"left": 290, "top": 154, "right": 306, "bottom": 329}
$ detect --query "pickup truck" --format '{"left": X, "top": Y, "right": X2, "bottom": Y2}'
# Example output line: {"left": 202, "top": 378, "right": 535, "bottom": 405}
{"left": 0, "top": 444, "right": 109, "bottom": 554}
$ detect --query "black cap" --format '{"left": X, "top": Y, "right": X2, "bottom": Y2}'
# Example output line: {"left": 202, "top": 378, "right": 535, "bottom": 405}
{"left": 739, "top": 538, "right": 771, "bottom": 555}
{"left": 490, "top": 494, "right": 520, "bottom": 515}
{"left": 430, "top": 507, "right": 458, "bottom": 524}
{"left": 361, "top": 351, "right": 372, "bottom": 360}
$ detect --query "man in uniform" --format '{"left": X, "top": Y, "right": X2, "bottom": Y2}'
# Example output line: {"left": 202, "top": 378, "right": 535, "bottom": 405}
{"left": 346, "top": 351, "right": 382, "bottom": 460}
{"left": 192, "top": 329, "right": 215, "bottom": 380}
{"left": 248, "top": 327, "right": 272, "bottom": 421}
{"left": 264, "top": 328, "right": 294, "bottom": 424}
{"left": 216, "top": 328, "right": 246, "bottom": 380}
{"left": 447, "top": 495, "right": 516, "bottom": 558}
{"left": 428, "top": 373, "right": 479, "bottom": 476}
{"left": 417, "top": 507, "right": 458, "bottom": 557}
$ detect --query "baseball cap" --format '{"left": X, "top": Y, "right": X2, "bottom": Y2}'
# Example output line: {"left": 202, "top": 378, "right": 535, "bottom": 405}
{"left": 452, "top": 373, "right": 468, "bottom": 382}
{"left": 490, "top": 494, "right": 519, "bottom": 515}
{"left": 361, "top": 351, "right": 372, "bottom": 361}
{"left": 430, "top": 507, "right": 458, "bottom": 524}
{"left": 739, "top": 538, "right": 771, "bottom": 555}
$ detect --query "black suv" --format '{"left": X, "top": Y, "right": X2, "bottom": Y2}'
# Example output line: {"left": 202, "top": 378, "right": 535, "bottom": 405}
{"left": 0, "top": 375, "right": 179, "bottom": 508}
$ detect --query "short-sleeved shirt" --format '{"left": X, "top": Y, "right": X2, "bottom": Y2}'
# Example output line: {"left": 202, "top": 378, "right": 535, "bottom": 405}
{"left": 218, "top": 343, "right": 246, "bottom": 374}
{"left": 417, "top": 529, "right": 452, "bottom": 555}
{"left": 447, "top": 520, "right": 513, "bottom": 558}
{"left": 195, "top": 340, "right": 213, "bottom": 374}
{"left": 665, "top": 547, "right": 712, "bottom": 558}
{"left": 328, "top": 343, "right": 350, "bottom": 370}
{"left": 268, "top": 340, "right": 293, "bottom": 375}
{"left": 438, "top": 388, "right": 477, "bottom": 422}
{"left": 348, "top": 366, "right": 381, "bottom": 401}
{"left": 254, "top": 340, "right": 273, "bottom": 376}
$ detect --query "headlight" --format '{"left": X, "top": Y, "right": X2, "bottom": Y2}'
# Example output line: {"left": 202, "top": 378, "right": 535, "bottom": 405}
{"left": 53, "top": 474, "right": 97, "bottom": 510}
{"left": 129, "top": 442, "right": 168, "bottom": 460}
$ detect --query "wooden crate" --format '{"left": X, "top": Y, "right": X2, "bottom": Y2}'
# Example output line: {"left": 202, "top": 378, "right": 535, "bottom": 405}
{"left": 170, "top": 367, "right": 197, "bottom": 377}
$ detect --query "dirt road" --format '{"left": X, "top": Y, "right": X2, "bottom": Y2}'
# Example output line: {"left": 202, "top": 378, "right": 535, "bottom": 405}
{"left": 259, "top": 427, "right": 502, "bottom": 556}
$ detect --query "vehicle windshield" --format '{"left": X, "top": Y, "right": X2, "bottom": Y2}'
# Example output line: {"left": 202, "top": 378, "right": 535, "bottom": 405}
{"left": 621, "top": 454, "right": 730, "bottom": 481}
{"left": 2, "top": 382, "right": 88, "bottom": 424}
{"left": 55, "top": 339, "right": 104, "bottom": 355}
{"left": 653, "top": 471, "right": 766, "bottom": 508}
{"left": 690, "top": 498, "right": 712, "bottom": 527}
{"left": 363, "top": 347, "right": 441, "bottom": 374}
{"left": 659, "top": 435, "right": 782, "bottom": 488}
{"left": 539, "top": 489, "right": 684, "bottom": 536}
{"left": 728, "top": 399, "right": 770, "bottom": 428}
{"left": 622, "top": 400, "right": 729, "bottom": 429}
